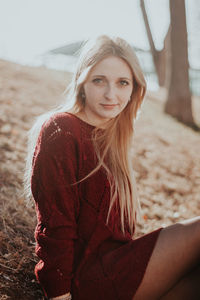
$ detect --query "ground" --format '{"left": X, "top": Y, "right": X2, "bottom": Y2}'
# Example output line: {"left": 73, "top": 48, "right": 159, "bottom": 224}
{"left": 0, "top": 59, "right": 199, "bottom": 299}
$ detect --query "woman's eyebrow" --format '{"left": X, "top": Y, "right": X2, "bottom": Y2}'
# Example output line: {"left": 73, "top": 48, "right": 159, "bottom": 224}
{"left": 91, "top": 75, "right": 132, "bottom": 81}
{"left": 91, "top": 74, "right": 105, "bottom": 78}
{"left": 119, "top": 77, "right": 132, "bottom": 81}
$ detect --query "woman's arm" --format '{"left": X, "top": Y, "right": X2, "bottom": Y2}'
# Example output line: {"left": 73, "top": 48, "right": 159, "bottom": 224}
{"left": 31, "top": 126, "right": 80, "bottom": 298}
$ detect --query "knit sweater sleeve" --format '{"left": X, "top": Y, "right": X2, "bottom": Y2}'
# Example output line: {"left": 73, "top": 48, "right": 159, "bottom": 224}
{"left": 31, "top": 120, "right": 80, "bottom": 298}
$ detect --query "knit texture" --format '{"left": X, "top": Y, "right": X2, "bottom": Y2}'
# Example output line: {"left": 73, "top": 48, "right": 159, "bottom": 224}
{"left": 31, "top": 112, "right": 162, "bottom": 299}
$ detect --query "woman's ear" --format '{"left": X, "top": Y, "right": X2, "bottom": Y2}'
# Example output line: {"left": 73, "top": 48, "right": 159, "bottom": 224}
{"left": 80, "top": 87, "right": 86, "bottom": 99}
{"left": 81, "top": 91, "right": 86, "bottom": 99}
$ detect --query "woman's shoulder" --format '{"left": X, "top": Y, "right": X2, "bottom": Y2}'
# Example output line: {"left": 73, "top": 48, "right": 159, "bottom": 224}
{"left": 39, "top": 112, "right": 82, "bottom": 146}
{"left": 32, "top": 113, "right": 83, "bottom": 172}
{"left": 45, "top": 112, "right": 80, "bottom": 131}
{"left": 44, "top": 112, "right": 81, "bottom": 135}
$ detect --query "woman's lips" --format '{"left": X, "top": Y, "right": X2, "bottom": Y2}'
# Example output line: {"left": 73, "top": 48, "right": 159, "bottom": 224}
{"left": 100, "top": 104, "right": 118, "bottom": 109}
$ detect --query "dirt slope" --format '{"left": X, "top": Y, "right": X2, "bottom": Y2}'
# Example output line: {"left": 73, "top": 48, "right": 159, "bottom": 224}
{"left": 0, "top": 59, "right": 199, "bottom": 299}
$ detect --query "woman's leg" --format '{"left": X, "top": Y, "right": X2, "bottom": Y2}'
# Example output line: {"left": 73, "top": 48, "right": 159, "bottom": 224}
{"left": 133, "top": 216, "right": 200, "bottom": 300}
{"left": 160, "top": 264, "right": 200, "bottom": 299}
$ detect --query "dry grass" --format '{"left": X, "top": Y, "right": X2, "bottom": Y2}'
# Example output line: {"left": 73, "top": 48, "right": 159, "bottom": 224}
{"left": 0, "top": 59, "right": 199, "bottom": 299}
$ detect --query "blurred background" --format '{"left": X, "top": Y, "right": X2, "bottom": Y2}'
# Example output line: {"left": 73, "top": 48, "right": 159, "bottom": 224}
{"left": 0, "top": 1, "right": 200, "bottom": 299}
{"left": 0, "top": 0, "right": 199, "bottom": 94}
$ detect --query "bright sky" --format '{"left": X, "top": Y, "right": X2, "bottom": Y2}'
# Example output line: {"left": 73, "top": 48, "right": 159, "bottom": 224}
{"left": 0, "top": 0, "right": 170, "bottom": 63}
{"left": 0, "top": 0, "right": 198, "bottom": 67}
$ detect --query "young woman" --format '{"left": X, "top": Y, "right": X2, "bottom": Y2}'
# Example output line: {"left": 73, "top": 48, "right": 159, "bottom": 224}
{"left": 25, "top": 35, "right": 200, "bottom": 300}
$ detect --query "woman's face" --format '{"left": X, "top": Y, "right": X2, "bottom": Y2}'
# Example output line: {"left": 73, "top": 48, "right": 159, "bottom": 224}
{"left": 82, "top": 55, "right": 133, "bottom": 127}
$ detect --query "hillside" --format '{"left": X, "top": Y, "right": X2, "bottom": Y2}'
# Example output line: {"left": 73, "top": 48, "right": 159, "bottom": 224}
{"left": 0, "top": 59, "right": 199, "bottom": 299}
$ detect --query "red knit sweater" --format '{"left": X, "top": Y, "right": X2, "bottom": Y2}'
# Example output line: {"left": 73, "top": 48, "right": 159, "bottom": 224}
{"left": 31, "top": 112, "right": 161, "bottom": 299}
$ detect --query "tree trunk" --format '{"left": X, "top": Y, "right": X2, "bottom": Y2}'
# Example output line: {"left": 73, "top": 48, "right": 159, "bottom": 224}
{"left": 165, "top": 0, "right": 196, "bottom": 128}
{"left": 140, "top": 0, "right": 170, "bottom": 87}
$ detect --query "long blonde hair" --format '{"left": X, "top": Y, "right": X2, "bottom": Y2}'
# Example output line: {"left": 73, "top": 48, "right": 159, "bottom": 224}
{"left": 24, "top": 35, "right": 146, "bottom": 236}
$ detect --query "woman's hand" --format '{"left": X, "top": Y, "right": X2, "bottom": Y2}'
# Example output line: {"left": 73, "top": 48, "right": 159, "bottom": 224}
{"left": 50, "top": 292, "right": 72, "bottom": 300}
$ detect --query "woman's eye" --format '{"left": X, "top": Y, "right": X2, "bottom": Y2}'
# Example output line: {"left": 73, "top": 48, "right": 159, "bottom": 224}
{"left": 120, "top": 80, "right": 129, "bottom": 86}
{"left": 92, "top": 78, "right": 103, "bottom": 84}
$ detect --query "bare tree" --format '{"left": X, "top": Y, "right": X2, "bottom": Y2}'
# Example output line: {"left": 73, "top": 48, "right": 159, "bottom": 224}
{"left": 140, "top": 0, "right": 198, "bottom": 129}
{"left": 165, "top": 0, "right": 198, "bottom": 129}
{"left": 140, "top": 0, "right": 170, "bottom": 87}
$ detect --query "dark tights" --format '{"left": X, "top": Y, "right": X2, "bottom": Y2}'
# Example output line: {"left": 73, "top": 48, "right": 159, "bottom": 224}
{"left": 161, "top": 264, "right": 200, "bottom": 299}
{"left": 133, "top": 217, "right": 200, "bottom": 300}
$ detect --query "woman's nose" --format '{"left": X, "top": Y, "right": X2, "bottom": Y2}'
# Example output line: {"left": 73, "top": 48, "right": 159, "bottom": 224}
{"left": 104, "top": 84, "right": 116, "bottom": 100}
